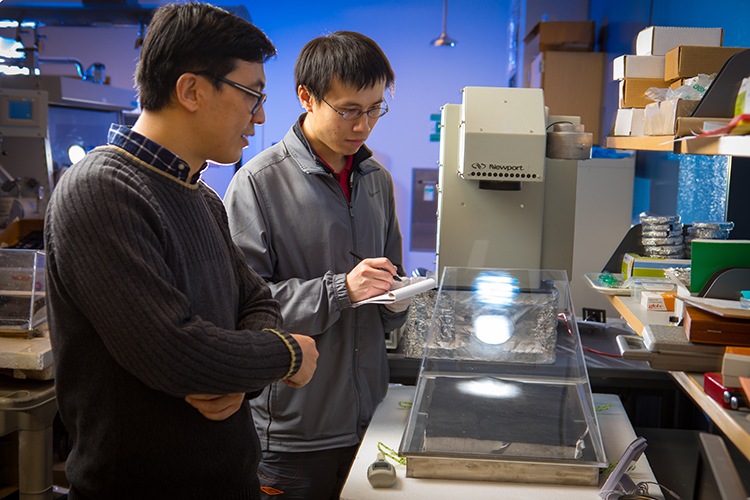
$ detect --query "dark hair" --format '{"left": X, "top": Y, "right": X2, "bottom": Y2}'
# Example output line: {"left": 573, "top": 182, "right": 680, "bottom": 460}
{"left": 294, "top": 31, "right": 394, "bottom": 101}
{"left": 136, "top": 2, "right": 276, "bottom": 111}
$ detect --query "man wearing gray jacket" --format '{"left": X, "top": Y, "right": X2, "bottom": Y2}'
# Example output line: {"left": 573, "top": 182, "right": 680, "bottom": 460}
{"left": 224, "top": 31, "right": 408, "bottom": 499}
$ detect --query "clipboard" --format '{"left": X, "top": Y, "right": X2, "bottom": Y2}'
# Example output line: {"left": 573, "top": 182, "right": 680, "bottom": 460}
{"left": 351, "top": 277, "right": 437, "bottom": 308}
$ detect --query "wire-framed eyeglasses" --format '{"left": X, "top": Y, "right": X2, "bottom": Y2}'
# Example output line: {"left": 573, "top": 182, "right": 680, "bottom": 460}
{"left": 195, "top": 72, "right": 267, "bottom": 114}
{"left": 321, "top": 97, "right": 389, "bottom": 121}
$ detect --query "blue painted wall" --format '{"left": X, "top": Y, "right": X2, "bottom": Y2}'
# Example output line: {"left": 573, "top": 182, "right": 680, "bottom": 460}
{"left": 242, "top": 0, "right": 511, "bottom": 275}
{"left": 590, "top": 0, "right": 749, "bottom": 226}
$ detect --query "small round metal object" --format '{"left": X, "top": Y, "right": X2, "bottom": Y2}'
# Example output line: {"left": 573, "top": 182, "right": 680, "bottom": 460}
{"left": 546, "top": 123, "right": 593, "bottom": 160}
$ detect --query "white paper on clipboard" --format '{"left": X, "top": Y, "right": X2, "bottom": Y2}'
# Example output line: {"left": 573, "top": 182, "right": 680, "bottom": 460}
{"left": 351, "top": 277, "right": 437, "bottom": 308}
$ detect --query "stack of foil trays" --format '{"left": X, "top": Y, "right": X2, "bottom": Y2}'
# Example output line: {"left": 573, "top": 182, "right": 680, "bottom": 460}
{"left": 684, "top": 221, "right": 734, "bottom": 258}
{"left": 640, "top": 213, "right": 684, "bottom": 258}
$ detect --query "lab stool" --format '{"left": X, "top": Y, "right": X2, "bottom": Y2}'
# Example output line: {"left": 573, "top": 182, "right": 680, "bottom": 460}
{"left": 0, "top": 378, "right": 57, "bottom": 500}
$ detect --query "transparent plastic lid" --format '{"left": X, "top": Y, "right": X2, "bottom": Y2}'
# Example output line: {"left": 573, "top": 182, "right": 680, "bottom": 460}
{"left": 399, "top": 267, "right": 606, "bottom": 468}
{"left": 0, "top": 249, "right": 46, "bottom": 335}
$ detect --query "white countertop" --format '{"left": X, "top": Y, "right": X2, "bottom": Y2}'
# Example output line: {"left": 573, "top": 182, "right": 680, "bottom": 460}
{"left": 342, "top": 385, "right": 661, "bottom": 500}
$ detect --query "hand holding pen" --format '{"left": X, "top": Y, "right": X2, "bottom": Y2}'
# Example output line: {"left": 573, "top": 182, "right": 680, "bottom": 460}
{"left": 346, "top": 251, "right": 401, "bottom": 303}
{"left": 349, "top": 251, "right": 401, "bottom": 281}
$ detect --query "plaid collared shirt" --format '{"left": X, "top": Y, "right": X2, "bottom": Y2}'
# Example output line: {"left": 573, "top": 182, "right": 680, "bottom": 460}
{"left": 107, "top": 124, "right": 205, "bottom": 184}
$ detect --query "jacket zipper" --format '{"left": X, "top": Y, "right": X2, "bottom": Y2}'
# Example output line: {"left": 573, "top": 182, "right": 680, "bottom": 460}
{"left": 341, "top": 170, "right": 362, "bottom": 434}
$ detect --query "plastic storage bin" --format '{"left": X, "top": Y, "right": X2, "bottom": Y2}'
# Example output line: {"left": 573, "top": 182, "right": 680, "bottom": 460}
{"left": 0, "top": 250, "right": 46, "bottom": 338}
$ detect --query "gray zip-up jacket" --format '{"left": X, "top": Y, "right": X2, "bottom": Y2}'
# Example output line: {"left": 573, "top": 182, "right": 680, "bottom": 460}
{"left": 224, "top": 117, "right": 408, "bottom": 452}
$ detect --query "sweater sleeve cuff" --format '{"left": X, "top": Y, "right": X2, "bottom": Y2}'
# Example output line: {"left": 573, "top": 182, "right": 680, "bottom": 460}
{"left": 263, "top": 328, "right": 303, "bottom": 380}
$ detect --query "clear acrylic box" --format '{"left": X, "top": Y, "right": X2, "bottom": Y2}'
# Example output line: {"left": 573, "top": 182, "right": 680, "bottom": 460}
{"left": 0, "top": 249, "right": 46, "bottom": 338}
{"left": 399, "top": 267, "right": 607, "bottom": 486}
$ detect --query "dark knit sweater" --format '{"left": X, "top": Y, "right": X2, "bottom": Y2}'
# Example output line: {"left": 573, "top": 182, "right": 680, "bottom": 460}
{"left": 44, "top": 144, "right": 302, "bottom": 500}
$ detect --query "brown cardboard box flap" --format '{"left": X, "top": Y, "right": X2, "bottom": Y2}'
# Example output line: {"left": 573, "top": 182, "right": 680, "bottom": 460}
{"left": 644, "top": 99, "right": 699, "bottom": 135}
{"left": 665, "top": 46, "right": 750, "bottom": 81}
{"left": 619, "top": 78, "right": 669, "bottom": 108}
{"left": 674, "top": 117, "right": 732, "bottom": 137}
{"left": 524, "top": 21, "right": 595, "bottom": 52}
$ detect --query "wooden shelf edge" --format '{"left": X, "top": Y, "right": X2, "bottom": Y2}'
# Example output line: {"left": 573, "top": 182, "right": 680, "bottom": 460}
{"left": 606, "top": 295, "right": 645, "bottom": 335}
{"left": 674, "top": 135, "right": 750, "bottom": 156}
{"left": 606, "top": 135, "right": 673, "bottom": 152}
{"left": 606, "top": 133, "right": 750, "bottom": 157}
{"left": 670, "top": 371, "right": 750, "bottom": 463}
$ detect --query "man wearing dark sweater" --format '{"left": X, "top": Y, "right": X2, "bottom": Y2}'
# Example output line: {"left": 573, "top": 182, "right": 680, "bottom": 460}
{"left": 43, "top": 3, "right": 318, "bottom": 499}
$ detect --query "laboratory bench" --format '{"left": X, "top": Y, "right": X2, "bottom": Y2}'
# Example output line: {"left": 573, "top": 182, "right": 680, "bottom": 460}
{"left": 341, "top": 385, "right": 661, "bottom": 500}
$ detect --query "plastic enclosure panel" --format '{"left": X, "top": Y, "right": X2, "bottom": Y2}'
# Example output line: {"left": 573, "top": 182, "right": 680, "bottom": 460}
{"left": 0, "top": 249, "right": 46, "bottom": 336}
{"left": 399, "top": 267, "right": 606, "bottom": 486}
{"left": 458, "top": 87, "right": 546, "bottom": 182}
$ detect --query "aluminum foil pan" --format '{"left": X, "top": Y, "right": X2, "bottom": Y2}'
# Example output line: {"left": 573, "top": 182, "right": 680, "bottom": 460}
{"left": 642, "top": 230, "right": 682, "bottom": 238}
{"left": 642, "top": 236, "right": 684, "bottom": 246}
{"left": 643, "top": 243, "right": 684, "bottom": 257}
{"left": 640, "top": 214, "right": 681, "bottom": 225}
{"left": 686, "top": 228, "right": 731, "bottom": 239}
{"left": 691, "top": 221, "right": 734, "bottom": 230}
{"left": 642, "top": 223, "right": 683, "bottom": 232}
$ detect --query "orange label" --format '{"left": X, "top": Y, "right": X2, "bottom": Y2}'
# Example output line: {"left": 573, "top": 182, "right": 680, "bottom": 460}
{"left": 260, "top": 486, "right": 284, "bottom": 495}
{"left": 725, "top": 346, "right": 750, "bottom": 356}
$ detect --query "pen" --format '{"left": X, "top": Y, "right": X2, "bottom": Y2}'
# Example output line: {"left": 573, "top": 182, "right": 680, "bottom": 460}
{"left": 349, "top": 250, "right": 402, "bottom": 281}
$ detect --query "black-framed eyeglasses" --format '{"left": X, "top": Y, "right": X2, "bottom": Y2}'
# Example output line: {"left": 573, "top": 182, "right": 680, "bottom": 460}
{"left": 195, "top": 72, "right": 267, "bottom": 114}
{"left": 320, "top": 97, "right": 388, "bottom": 121}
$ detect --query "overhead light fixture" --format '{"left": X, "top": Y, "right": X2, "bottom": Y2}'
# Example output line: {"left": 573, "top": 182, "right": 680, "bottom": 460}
{"left": 431, "top": 0, "right": 457, "bottom": 47}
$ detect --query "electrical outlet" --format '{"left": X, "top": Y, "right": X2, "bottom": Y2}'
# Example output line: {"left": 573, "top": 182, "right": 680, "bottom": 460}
{"left": 582, "top": 308, "right": 606, "bottom": 323}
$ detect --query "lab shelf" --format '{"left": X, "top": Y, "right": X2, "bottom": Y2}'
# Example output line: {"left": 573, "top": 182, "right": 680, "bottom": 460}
{"left": 606, "top": 134, "right": 750, "bottom": 157}
{"left": 606, "top": 135, "right": 673, "bottom": 152}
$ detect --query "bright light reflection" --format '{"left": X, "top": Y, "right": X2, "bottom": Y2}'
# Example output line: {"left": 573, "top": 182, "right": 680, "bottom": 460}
{"left": 474, "top": 271, "right": 519, "bottom": 307}
{"left": 0, "top": 36, "right": 24, "bottom": 58}
{"left": 458, "top": 378, "right": 520, "bottom": 399}
{"left": 67, "top": 144, "right": 86, "bottom": 164}
{"left": 0, "top": 21, "right": 36, "bottom": 29}
{"left": 474, "top": 314, "right": 513, "bottom": 344}
{"left": 0, "top": 64, "right": 31, "bottom": 76}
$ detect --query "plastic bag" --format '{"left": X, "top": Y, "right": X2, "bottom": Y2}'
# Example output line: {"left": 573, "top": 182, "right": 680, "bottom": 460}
{"left": 645, "top": 73, "right": 715, "bottom": 102}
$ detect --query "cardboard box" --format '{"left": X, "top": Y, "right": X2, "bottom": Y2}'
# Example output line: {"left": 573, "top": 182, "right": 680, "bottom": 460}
{"left": 640, "top": 291, "right": 676, "bottom": 311}
{"left": 530, "top": 51, "right": 604, "bottom": 144}
{"left": 619, "top": 78, "right": 667, "bottom": 108}
{"left": 636, "top": 26, "right": 723, "bottom": 56}
{"left": 674, "top": 117, "right": 732, "bottom": 137}
{"left": 622, "top": 252, "right": 690, "bottom": 279}
{"left": 643, "top": 98, "right": 699, "bottom": 135}
{"left": 665, "top": 46, "right": 749, "bottom": 81}
{"left": 613, "top": 55, "right": 665, "bottom": 80}
{"left": 690, "top": 239, "right": 750, "bottom": 294}
{"left": 614, "top": 108, "right": 645, "bottom": 136}
{"left": 722, "top": 352, "right": 750, "bottom": 387}
{"left": 524, "top": 21, "right": 596, "bottom": 52}
{"left": 670, "top": 78, "right": 687, "bottom": 90}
